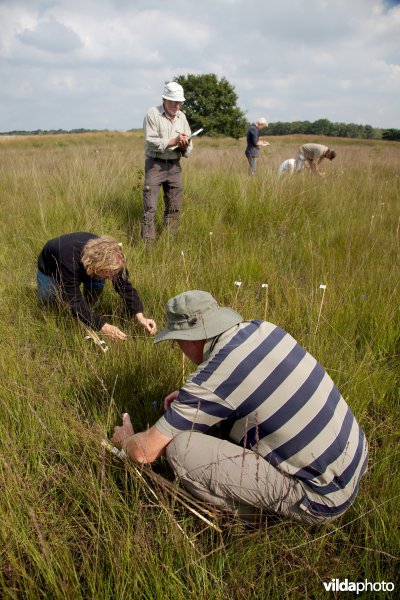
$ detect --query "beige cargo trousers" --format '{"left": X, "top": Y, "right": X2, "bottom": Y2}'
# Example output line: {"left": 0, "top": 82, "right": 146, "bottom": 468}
{"left": 166, "top": 431, "right": 341, "bottom": 525}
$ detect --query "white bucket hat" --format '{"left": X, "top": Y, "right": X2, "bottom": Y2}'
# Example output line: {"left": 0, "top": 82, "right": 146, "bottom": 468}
{"left": 256, "top": 117, "right": 268, "bottom": 126}
{"left": 162, "top": 81, "right": 185, "bottom": 102}
{"left": 154, "top": 290, "right": 243, "bottom": 343}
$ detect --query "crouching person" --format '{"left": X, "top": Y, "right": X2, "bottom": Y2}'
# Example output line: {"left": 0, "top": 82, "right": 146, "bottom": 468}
{"left": 278, "top": 158, "right": 296, "bottom": 175}
{"left": 37, "top": 232, "right": 157, "bottom": 340}
{"left": 112, "top": 290, "right": 368, "bottom": 525}
{"left": 294, "top": 143, "right": 336, "bottom": 176}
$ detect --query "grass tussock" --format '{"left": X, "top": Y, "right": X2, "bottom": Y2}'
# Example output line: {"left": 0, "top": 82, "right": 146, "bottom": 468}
{"left": 0, "top": 132, "right": 399, "bottom": 598}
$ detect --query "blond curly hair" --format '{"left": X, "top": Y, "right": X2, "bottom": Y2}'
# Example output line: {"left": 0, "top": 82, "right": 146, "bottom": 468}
{"left": 81, "top": 236, "right": 126, "bottom": 278}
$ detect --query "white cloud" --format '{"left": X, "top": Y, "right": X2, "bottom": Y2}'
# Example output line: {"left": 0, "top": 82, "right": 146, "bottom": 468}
{"left": 18, "top": 15, "right": 83, "bottom": 53}
{"left": 0, "top": 0, "right": 399, "bottom": 130}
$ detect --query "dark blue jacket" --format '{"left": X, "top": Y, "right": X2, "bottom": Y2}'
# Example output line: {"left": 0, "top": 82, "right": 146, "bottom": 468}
{"left": 38, "top": 232, "right": 143, "bottom": 330}
{"left": 245, "top": 124, "right": 260, "bottom": 158}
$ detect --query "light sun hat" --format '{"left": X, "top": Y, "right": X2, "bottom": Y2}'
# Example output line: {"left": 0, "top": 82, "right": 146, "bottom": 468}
{"left": 257, "top": 117, "right": 268, "bottom": 126}
{"left": 154, "top": 290, "right": 243, "bottom": 343}
{"left": 162, "top": 81, "right": 185, "bottom": 102}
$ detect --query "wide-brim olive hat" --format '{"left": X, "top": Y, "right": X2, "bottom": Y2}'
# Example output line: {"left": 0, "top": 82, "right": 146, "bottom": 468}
{"left": 154, "top": 290, "right": 243, "bottom": 343}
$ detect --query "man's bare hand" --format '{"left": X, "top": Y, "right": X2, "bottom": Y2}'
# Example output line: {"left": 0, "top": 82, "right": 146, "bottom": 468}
{"left": 163, "top": 390, "right": 180, "bottom": 411}
{"left": 177, "top": 133, "right": 189, "bottom": 150}
{"left": 111, "top": 413, "right": 134, "bottom": 449}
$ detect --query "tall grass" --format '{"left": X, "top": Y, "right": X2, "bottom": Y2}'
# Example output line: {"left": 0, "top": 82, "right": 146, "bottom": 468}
{"left": 0, "top": 132, "right": 399, "bottom": 598}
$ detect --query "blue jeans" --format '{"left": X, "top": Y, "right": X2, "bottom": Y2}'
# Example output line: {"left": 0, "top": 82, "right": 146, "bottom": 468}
{"left": 246, "top": 155, "right": 257, "bottom": 175}
{"left": 36, "top": 270, "right": 105, "bottom": 304}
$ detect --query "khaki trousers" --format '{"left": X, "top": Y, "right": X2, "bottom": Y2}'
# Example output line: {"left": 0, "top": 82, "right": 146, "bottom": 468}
{"left": 141, "top": 157, "right": 183, "bottom": 241}
{"left": 166, "top": 431, "right": 338, "bottom": 525}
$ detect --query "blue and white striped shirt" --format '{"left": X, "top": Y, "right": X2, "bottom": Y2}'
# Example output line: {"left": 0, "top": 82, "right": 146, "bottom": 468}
{"left": 156, "top": 320, "right": 368, "bottom": 516}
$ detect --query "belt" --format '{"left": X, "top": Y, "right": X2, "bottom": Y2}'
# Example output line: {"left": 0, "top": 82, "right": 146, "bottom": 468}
{"left": 149, "top": 156, "right": 180, "bottom": 164}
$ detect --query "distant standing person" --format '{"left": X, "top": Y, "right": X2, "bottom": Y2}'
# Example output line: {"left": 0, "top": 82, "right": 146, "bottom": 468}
{"left": 295, "top": 143, "right": 336, "bottom": 176}
{"left": 37, "top": 232, "right": 157, "bottom": 340}
{"left": 245, "top": 117, "right": 270, "bottom": 175}
{"left": 141, "top": 81, "right": 193, "bottom": 243}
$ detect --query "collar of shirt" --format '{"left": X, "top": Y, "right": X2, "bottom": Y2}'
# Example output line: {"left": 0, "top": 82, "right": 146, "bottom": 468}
{"left": 202, "top": 324, "right": 242, "bottom": 362}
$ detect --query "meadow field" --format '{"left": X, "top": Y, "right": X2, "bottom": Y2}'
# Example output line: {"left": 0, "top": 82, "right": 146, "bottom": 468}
{"left": 0, "top": 131, "right": 399, "bottom": 599}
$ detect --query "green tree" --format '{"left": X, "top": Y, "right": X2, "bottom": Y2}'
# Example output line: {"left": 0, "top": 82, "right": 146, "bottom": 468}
{"left": 175, "top": 73, "right": 247, "bottom": 139}
{"left": 363, "top": 125, "right": 375, "bottom": 139}
{"left": 310, "top": 118, "right": 333, "bottom": 136}
{"left": 382, "top": 128, "right": 400, "bottom": 141}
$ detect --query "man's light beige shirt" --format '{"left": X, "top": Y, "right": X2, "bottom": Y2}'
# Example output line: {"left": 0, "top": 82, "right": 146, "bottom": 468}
{"left": 144, "top": 105, "right": 192, "bottom": 160}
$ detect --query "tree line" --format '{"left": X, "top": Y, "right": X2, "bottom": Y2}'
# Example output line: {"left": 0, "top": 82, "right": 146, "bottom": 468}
{"left": 264, "top": 119, "right": 400, "bottom": 140}
{"left": 264, "top": 119, "right": 382, "bottom": 140}
{"left": 2, "top": 123, "right": 398, "bottom": 140}
{"left": 0, "top": 128, "right": 100, "bottom": 136}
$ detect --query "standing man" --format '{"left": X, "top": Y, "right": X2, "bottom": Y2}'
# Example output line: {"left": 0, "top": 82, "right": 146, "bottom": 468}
{"left": 141, "top": 81, "right": 192, "bottom": 243}
{"left": 295, "top": 143, "right": 336, "bottom": 176}
{"left": 245, "top": 117, "right": 270, "bottom": 175}
{"left": 112, "top": 290, "right": 368, "bottom": 525}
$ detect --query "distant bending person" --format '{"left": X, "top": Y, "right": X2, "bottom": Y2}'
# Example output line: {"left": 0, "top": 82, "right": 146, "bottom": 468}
{"left": 245, "top": 117, "right": 270, "bottom": 175}
{"left": 295, "top": 143, "right": 336, "bottom": 176}
{"left": 278, "top": 158, "right": 296, "bottom": 175}
{"left": 37, "top": 232, "right": 157, "bottom": 340}
{"left": 141, "top": 81, "right": 192, "bottom": 243}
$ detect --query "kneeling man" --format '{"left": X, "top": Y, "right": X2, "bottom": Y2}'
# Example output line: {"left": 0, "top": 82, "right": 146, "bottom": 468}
{"left": 112, "top": 290, "right": 367, "bottom": 525}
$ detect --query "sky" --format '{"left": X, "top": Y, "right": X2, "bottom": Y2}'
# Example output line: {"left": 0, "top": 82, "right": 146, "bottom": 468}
{"left": 1, "top": 0, "right": 400, "bottom": 132}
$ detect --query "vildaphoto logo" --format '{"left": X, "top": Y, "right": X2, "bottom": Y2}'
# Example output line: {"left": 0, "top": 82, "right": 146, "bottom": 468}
{"left": 323, "top": 578, "right": 395, "bottom": 594}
